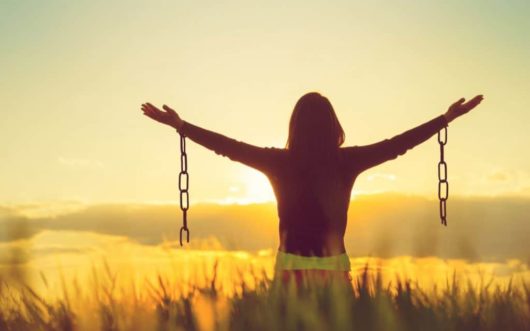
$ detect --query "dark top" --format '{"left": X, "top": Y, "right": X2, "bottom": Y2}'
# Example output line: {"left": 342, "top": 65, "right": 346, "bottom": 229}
{"left": 178, "top": 114, "right": 448, "bottom": 257}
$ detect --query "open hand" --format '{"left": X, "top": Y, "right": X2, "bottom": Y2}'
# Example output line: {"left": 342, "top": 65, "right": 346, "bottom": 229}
{"left": 444, "top": 95, "right": 484, "bottom": 123}
{"left": 141, "top": 103, "right": 183, "bottom": 130}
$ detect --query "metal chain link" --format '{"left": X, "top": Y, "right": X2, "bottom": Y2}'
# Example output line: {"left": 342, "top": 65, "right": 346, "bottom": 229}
{"left": 437, "top": 127, "right": 448, "bottom": 226}
{"left": 178, "top": 133, "right": 190, "bottom": 245}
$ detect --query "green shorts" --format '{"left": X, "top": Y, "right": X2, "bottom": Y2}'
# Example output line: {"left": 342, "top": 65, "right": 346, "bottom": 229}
{"left": 274, "top": 250, "right": 352, "bottom": 272}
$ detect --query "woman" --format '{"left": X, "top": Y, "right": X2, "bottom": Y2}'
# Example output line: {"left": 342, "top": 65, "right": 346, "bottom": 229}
{"left": 141, "top": 92, "right": 483, "bottom": 287}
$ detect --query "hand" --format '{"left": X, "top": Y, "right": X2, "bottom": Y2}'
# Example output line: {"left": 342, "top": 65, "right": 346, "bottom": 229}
{"left": 141, "top": 103, "right": 184, "bottom": 130}
{"left": 444, "top": 95, "right": 484, "bottom": 123}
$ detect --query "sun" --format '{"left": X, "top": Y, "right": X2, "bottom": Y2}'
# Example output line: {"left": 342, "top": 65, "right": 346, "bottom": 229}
{"left": 237, "top": 168, "right": 276, "bottom": 204}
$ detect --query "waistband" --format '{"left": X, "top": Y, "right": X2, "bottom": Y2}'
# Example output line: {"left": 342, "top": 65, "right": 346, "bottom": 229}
{"left": 274, "top": 250, "right": 351, "bottom": 271}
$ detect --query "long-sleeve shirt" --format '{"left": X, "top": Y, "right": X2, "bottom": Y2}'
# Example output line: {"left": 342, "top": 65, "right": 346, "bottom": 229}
{"left": 178, "top": 114, "right": 449, "bottom": 257}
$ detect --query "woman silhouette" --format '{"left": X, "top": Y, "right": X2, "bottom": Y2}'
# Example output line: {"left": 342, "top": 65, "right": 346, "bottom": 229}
{"left": 141, "top": 92, "right": 483, "bottom": 286}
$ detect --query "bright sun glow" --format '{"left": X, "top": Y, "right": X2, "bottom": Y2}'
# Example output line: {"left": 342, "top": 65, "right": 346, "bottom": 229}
{"left": 239, "top": 168, "right": 275, "bottom": 204}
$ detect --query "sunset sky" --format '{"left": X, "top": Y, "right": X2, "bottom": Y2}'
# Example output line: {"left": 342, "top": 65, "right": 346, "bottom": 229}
{"left": 1, "top": 3, "right": 530, "bottom": 293}
{"left": 1, "top": 0, "right": 529, "bottom": 206}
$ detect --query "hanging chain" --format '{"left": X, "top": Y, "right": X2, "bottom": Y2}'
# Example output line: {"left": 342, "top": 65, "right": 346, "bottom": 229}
{"left": 178, "top": 133, "right": 190, "bottom": 245}
{"left": 437, "top": 127, "right": 448, "bottom": 226}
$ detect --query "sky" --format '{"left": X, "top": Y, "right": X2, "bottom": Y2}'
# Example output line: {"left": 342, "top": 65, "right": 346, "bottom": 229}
{"left": 0, "top": 2, "right": 529, "bottom": 290}
{"left": 1, "top": 0, "right": 530, "bottom": 205}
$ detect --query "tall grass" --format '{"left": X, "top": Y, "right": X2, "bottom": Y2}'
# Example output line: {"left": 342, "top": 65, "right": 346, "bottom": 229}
{"left": 0, "top": 261, "right": 528, "bottom": 331}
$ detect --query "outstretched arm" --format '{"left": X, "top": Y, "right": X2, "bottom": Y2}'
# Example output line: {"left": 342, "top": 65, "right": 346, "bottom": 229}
{"left": 141, "top": 103, "right": 280, "bottom": 173}
{"left": 348, "top": 95, "right": 484, "bottom": 173}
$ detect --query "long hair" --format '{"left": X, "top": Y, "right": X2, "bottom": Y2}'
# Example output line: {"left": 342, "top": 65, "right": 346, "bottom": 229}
{"left": 286, "top": 92, "right": 345, "bottom": 165}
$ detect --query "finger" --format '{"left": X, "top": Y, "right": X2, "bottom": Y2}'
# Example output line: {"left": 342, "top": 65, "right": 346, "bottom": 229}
{"left": 145, "top": 103, "right": 162, "bottom": 115}
{"left": 449, "top": 98, "right": 466, "bottom": 110}
{"left": 146, "top": 103, "right": 161, "bottom": 113}
{"left": 142, "top": 106, "right": 154, "bottom": 114}
{"left": 463, "top": 99, "right": 482, "bottom": 111}
{"left": 142, "top": 106, "right": 154, "bottom": 116}
{"left": 465, "top": 95, "right": 483, "bottom": 106}
{"left": 163, "top": 104, "right": 177, "bottom": 115}
{"left": 143, "top": 106, "right": 160, "bottom": 119}
{"left": 142, "top": 108, "right": 155, "bottom": 117}
{"left": 472, "top": 94, "right": 484, "bottom": 102}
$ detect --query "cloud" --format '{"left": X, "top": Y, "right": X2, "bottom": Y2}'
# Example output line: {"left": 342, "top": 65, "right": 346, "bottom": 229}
{"left": 0, "top": 201, "right": 87, "bottom": 219}
{"left": 0, "top": 194, "right": 528, "bottom": 263}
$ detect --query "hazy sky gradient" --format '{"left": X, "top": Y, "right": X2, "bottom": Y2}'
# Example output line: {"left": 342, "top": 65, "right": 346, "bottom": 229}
{"left": 1, "top": 0, "right": 529, "bottom": 204}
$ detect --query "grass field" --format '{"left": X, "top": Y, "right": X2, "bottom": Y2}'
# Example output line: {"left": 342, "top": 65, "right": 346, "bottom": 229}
{"left": 1, "top": 257, "right": 528, "bottom": 331}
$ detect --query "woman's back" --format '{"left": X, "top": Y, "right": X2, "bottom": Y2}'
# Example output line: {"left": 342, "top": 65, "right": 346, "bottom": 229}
{"left": 268, "top": 149, "right": 354, "bottom": 256}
